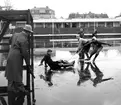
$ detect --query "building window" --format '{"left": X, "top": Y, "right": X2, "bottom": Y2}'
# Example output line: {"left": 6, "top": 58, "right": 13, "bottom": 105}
{"left": 16, "top": 22, "right": 26, "bottom": 27}
{"left": 55, "top": 23, "right": 61, "bottom": 28}
{"left": 72, "top": 22, "right": 78, "bottom": 28}
{"left": 35, "top": 23, "right": 44, "bottom": 27}
{"left": 45, "top": 23, "right": 52, "bottom": 28}
{"left": 107, "top": 22, "right": 113, "bottom": 27}
{"left": 88, "top": 22, "right": 94, "bottom": 27}
{"left": 81, "top": 22, "right": 88, "bottom": 28}
{"left": 98, "top": 22, "right": 105, "bottom": 27}
{"left": 31, "top": 10, "right": 34, "bottom": 14}
{"left": 113, "top": 22, "right": 120, "bottom": 27}
{"left": 33, "top": 10, "right": 39, "bottom": 14}
{"left": 46, "top": 10, "right": 49, "bottom": 13}
{"left": 64, "top": 23, "right": 70, "bottom": 28}
{"left": 39, "top": 9, "right": 46, "bottom": 13}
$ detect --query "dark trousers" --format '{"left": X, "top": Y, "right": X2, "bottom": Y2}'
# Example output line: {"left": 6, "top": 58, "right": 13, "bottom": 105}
{"left": 8, "top": 91, "right": 25, "bottom": 105}
{"left": 79, "top": 51, "right": 85, "bottom": 60}
{"left": 0, "top": 96, "right": 7, "bottom": 105}
{"left": 7, "top": 81, "right": 26, "bottom": 105}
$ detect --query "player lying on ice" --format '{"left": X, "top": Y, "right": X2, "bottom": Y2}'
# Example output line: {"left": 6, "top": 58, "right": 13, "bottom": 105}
{"left": 39, "top": 49, "right": 75, "bottom": 71}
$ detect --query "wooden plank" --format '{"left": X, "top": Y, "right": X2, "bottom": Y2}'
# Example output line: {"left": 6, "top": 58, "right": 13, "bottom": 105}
{"left": 0, "top": 85, "right": 28, "bottom": 95}
{"left": 0, "top": 87, "right": 7, "bottom": 94}
{"left": 0, "top": 21, "right": 10, "bottom": 42}
{"left": 0, "top": 43, "right": 9, "bottom": 45}
{"left": 0, "top": 10, "right": 33, "bottom": 22}
{"left": 0, "top": 10, "right": 29, "bottom": 16}
{"left": 0, "top": 49, "right": 9, "bottom": 53}
{"left": 0, "top": 66, "right": 27, "bottom": 71}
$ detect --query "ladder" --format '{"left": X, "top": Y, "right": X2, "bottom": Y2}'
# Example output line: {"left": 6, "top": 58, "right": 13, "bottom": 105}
{"left": 0, "top": 10, "right": 35, "bottom": 105}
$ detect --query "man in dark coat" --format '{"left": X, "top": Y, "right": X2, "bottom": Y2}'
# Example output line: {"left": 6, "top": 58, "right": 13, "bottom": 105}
{"left": 5, "top": 24, "right": 33, "bottom": 105}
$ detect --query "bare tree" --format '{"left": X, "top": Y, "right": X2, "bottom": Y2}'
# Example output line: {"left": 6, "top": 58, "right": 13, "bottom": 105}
{"left": 4, "top": 0, "right": 13, "bottom": 10}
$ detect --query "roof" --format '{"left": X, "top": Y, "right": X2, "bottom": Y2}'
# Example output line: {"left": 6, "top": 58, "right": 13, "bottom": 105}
{"left": 115, "top": 17, "right": 121, "bottom": 19}
{"left": 0, "top": 10, "right": 33, "bottom": 42}
{"left": 31, "top": 7, "right": 54, "bottom": 12}
{"left": 34, "top": 18, "right": 121, "bottom": 23}
{"left": 0, "top": 10, "right": 33, "bottom": 22}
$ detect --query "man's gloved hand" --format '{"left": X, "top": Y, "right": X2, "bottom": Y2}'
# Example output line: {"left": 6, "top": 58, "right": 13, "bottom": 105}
{"left": 39, "top": 63, "right": 43, "bottom": 66}
{"left": 26, "top": 65, "right": 31, "bottom": 70}
{"left": 26, "top": 65, "right": 35, "bottom": 78}
{"left": 45, "top": 65, "right": 48, "bottom": 67}
{"left": 108, "top": 44, "right": 112, "bottom": 46}
{"left": 76, "top": 50, "right": 79, "bottom": 53}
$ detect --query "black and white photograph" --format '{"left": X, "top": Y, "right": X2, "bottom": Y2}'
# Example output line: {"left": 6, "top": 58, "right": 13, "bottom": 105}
{"left": 0, "top": 0, "right": 121, "bottom": 105}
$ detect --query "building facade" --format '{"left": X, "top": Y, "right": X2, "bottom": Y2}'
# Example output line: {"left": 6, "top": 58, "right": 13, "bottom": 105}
{"left": 30, "top": 6, "right": 55, "bottom": 19}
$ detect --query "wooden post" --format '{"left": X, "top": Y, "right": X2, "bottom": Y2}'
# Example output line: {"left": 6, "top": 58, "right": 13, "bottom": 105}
{"left": 26, "top": 10, "right": 31, "bottom": 105}
{"left": 53, "top": 41, "right": 55, "bottom": 48}
{"left": 31, "top": 18, "right": 36, "bottom": 105}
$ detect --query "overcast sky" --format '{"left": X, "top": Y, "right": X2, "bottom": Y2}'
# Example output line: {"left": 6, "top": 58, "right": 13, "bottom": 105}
{"left": 1, "top": 0, "right": 121, "bottom": 18}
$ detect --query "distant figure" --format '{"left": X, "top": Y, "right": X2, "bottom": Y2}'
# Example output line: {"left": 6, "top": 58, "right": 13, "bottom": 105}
{"left": 92, "top": 29, "right": 97, "bottom": 40}
{"left": 5, "top": 24, "right": 33, "bottom": 105}
{"left": 78, "top": 28, "right": 84, "bottom": 38}
{"left": 89, "top": 31, "right": 111, "bottom": 62}
{"left": 76, "top": 28, "right": 89, "bottom": 60}
{"left": 80, "top": 30, "right": 112, "bottom": 62}
{"left": 79, "top": 29, "right": 98, "bottom": 60}
{"left": 39, "top": 49, "right": 75, "bottom": 71}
